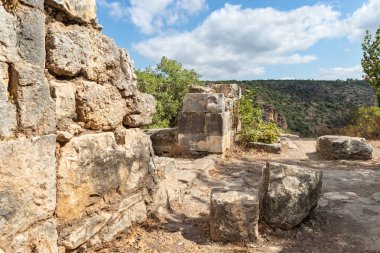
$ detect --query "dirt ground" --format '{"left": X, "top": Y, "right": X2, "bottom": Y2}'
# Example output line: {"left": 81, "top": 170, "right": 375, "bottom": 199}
{"left": 89, "top": 139, "right": 380, "bottom": 253}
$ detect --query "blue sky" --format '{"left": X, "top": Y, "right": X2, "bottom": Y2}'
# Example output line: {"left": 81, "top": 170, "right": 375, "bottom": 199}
{"left": 97, "top": 0, "right": 380, "bottom": 80}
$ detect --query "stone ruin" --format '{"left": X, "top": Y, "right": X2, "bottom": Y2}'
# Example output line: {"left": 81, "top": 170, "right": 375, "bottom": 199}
{"left": 147, "top": 84, "right": 241, "bottom": 155}
{"left": 0, "top": 0, "right": 159, "bottom": 252}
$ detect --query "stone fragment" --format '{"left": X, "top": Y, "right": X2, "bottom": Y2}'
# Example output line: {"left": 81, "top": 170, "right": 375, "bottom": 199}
{"left": 50, "top": 80, "right": 76, "bottom": 121}
{"left": 46, "top": 22, "right": 89, "bottom": 77}
{"left": 123, "top": 91, "right": 156, "bottom": 127}
{"left": 182, "top": 93, "right": 225, "bottom": 113}
{"left": 0, "top": 135, "right": 57, "bottom": 248}
{"left": 62, "top": 212, "right": 111, "bottom": 249}
{"left": 11, "top": 64, "right": 56, "bottom": 135}
{"left": 260, "top": 163, "right": 322, "bottom": 229}
{"left": 145, "top": 128, "right": 178, "bottom": 155}
{"left": 76, "top": 80, "right": 126, "bottom": 130}
{"left": 212, "top": 83, "right": 241, "bottom": 98}
{"left": 17, "top": 8, "right": 45, "bottom": 66}
{"left": 248, "top": 142, "right": 282, "bottom": 154}
{"left": 316, "top": 135, "right": 373, "bottom": 160}
{"left": 210, "top": 188, "right": 259, "bottom": 242}
{"left": 46, "top": 0, "right": 97, "bottom": 24}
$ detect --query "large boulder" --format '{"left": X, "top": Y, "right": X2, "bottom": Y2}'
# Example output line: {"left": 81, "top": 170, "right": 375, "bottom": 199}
{"left": 316, "top": 135, "right": 373, "bottom": 160}
{"left": 45, "top": 0, "right": 97, "bottom": 24}
{"left": 260, "top": 163, "right": 322, "bottom": 230}
{"left": 210, "top": 188, "right": 259, "bottom": 243}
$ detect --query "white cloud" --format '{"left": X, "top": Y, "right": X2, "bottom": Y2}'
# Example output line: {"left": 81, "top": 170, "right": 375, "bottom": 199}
{"left": 317, "top": 65, "right": 363, "bottom": 80}
{"left": 134, "top": 4, "right": 344, "bottom": 79}
{"left": 97, "top": 0, "right": 207, "bottom": 34}
{"left": 347, "top": 0, "right": 380, "bottom": 40}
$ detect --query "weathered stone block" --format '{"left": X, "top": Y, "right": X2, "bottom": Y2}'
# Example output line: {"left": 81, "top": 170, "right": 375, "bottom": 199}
{"left": 76, "top": 80, "right": 126, "bottom": 130}
{"left": 316, "top": 135, "right": 373, "bottom": 160}
{"left": 46, "top": 0, "right": 97, "bottom": 24}
{"left": 46, "top": 22, "right": 89, "bottom": 77}
{"left": 206, "top": 112, "right": 230, "bottom": 136}
{"left": 260, "top": 163, "right": 322, "bottom": 229}
{"left": 17, "top": 8, "right": 45, "bottom": 66}
{"left": 145, "top": 128, "right": 178, "bottom": 155}
{"left": 50, "top": 80, "right": 76, "bottom": 121}
{"left": 212, "top": 83, "right": 241, "bottom": 98}
{"left": 208, "top": 132, "right": 231, "bottom": 154}
{"left": 248, "top": 142, "right": 282, "bottom": 154}
{"left": 210, "top": 188, "right": 259, "bottom": 242}
{"left": 0, "top": 135, "right": 57, "bottom": 250}
{"left": 12, "top": 64, "right": 56, "bottom": 135}
{"left": 182, "top": 93, "right": 225, "bottom": 113}
{"left": 0, "top": 5, "right": 17, "bottom": 62}
{"left": 0, "top": 69, "right": 17, "bottom": 139}
{"left": 123, "top": 91, "right": 156, "bottom": 127}
{"left": 178, "top": 112, "right": 206, "bottom": 135}
{"left": 178, "top": 133, "right": 208, "bottom": 152}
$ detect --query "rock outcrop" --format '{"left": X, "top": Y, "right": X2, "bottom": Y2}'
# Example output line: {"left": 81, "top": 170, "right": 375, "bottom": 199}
{"left": 316, "top": 135, "right": 373, "bottom": 160}
{"left": 260, "top": 163, "right": 322, "bottom": 230}
{"left": 0, "top": 0, "right": 157, "bottom": 252}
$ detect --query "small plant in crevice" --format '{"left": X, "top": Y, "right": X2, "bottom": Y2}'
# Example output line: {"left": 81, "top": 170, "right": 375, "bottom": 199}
{"left": 238, "top": 90, "right": 281, "bottom": 145}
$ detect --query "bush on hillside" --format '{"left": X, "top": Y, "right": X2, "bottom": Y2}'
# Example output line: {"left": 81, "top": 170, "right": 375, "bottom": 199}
{"left": 342, "top": 106, "right": 380, "bottom": 139}
{"left": 238, "top": 93, "right": 281, "bottom": 144}
{"left": 136, "top": 57, "right": 200, "bottom": 128}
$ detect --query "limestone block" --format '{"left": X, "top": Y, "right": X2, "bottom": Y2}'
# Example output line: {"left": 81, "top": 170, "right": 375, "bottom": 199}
{"left": 50, "top": 80, "right": 76, "bottom": 120}
{"left": 123, "top": 91, "right": 156, "bottom": 127}
{"left": 0, "top": 135, "right": 57, "bottom": 248}
{"left": 206, "top": 112, "right": 230, "bottom": 136}
{"left": 212, "top": 83, "right": 241, "bottom": 98}
{"left": 46, "top": 22, "right": 89, "bottom": 77}
{"left": 12, "top": 64, "right": 55, "bottom": 135}
{"left": 208, "top": 132, "right": 231, "bottom": 154}
{"left": 145, "top": 128, "right": 178, "bottom": 155}
{"left": 178, "top": 112, "right": 206, "bottom": 135}
{"left": 61, "top": 212, "right": 111, "bottom": 250}
{"left": 17, "top": 8, "right": 45, "bottom": 66}
{"left": 178, "top": 133, "right": 208, "bottom": 152}
{"left": 76, "top": 80, "right": 126, "bottom": 130}
{"left": 188, "top": 85, "right": 215, "bottom": 94}
{"left": 248, "top": 142, "right": 282, "bottom": 154}
{"left": 56, "top": 133, "right": 127, "bottom": 223}
{"left": 46, "top": 0, "right": 97, "bottom": 24}
{"left": 10, "top": 219, "right": 58, "bottom": 253}
{"left": 0, "top": 5, "right": 17, "bottom": 62}
{"left": 316, "top": 135, "right": 373, "bottom": 160}
{"left": 260, "top": 163, "right": 322, "bottom": 229}
{"left": 210, "top": 188, "right": 259, "bottom": 242}
{"left": 0, "top": 68, "right": 17, "bottom": 139}
{"left": 182, "top": 93, "right": 225, "bottom": 113}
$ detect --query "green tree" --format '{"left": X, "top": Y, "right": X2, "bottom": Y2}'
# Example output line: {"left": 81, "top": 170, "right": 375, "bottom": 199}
{"left": 136, "top": 57, "right": 200, "bottom": 128}
{"left": 362, "top": 28, "right": 380, "bottom": 105}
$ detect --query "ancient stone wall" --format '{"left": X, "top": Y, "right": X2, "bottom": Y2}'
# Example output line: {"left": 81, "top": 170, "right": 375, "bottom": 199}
{"left": 0, "top": 1, "right": 157, "bottom": 252}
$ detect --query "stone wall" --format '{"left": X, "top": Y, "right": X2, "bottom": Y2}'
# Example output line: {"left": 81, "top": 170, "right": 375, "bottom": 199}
{"left": 0, "top": 1, "right": 157, "bottom": 252}
{"left": 177, "top": 84, "right": 241, "bottom": 154}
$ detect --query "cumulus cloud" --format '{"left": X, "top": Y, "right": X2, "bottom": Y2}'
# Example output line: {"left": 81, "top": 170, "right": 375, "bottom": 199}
{"left": 347, "top": 0, "right": 380, "bottom": 40}
{"left": 97, "top": 0, "right": 207, "bottom": 34}
{"left": 317, "top": 65, "right": 363, "bottom": 80}
{"left": 134, "top": 4, "right": 345, "bottom": 79}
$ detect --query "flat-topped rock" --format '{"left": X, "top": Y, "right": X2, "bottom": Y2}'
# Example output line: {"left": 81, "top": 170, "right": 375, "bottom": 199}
{"left": 260, "top": 163, "right": 322, "bottom": 230}
{"left": 316, "top": 135, "right": 372, "bottom": 160}
{"left": 210, "top": 188, "right": 259, "bottom": 243}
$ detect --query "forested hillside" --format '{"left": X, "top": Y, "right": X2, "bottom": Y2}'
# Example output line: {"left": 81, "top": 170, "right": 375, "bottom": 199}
{"left": 214, "top": 80, "right": 376, "bottom": 137}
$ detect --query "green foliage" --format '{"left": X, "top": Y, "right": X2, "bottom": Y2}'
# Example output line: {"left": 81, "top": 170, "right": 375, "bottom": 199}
{"left": 137, "top": 57, "right": 200, "bottom": 128}
{"left": 362, "top": 28, "right": 380, "bottom": 105}
{"left": 212, "top": 80, "right": 376, "bottom": 137}
{"left": 342, "top": 106, "right": 380, "bottom": 139}
{"left": 238, "top": 92, "right": 281, "bottom": 144}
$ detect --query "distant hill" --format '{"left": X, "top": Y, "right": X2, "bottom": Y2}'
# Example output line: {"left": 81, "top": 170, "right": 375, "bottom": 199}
{"left": 212, "top": 80, "right": 377, "bottom": 137}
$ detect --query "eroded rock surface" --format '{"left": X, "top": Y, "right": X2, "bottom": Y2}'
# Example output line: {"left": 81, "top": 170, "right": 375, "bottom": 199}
{"left": 260, "top": 163, "right": 322, "bottom": 229}
{"left": 316, "top": 135, "right": 373, "bottom": 160}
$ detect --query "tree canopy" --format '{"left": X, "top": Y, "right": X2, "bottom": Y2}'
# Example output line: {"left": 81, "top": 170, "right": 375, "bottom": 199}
{"left": 136, "top": 57, "right": 200, "bottom": 128}
{"left": 362, "top": 27, "right": 380, "bottom": 105}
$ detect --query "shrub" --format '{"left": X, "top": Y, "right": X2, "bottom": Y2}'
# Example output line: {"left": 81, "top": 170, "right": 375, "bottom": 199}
{"left": 238, "top": 92, "right": 281, "bottom": 144}
{"left": 342, "top": 106, "right": 380, "bottom": 139}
